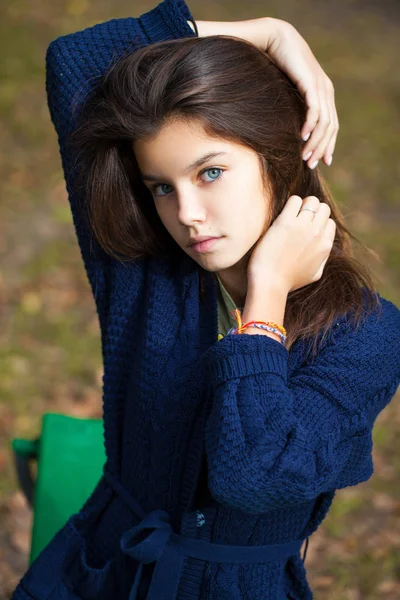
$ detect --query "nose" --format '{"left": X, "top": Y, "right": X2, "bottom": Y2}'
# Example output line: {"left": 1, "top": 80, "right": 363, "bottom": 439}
{"left": 176, "top": 187, "right": 206, "bottom": 226}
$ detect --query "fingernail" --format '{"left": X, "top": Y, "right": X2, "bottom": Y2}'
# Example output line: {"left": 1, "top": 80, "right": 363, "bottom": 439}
{"left": 302, "top": 132, "right": 311, "bottom": 142}
{"left": 310, "top": 160, "right": 319, "bottom": 169}
{"left": 326, "top": 155, "right": 332, "bottom": 166}
{"left": 303, "top": 151, "right": 312, "bottom": 161}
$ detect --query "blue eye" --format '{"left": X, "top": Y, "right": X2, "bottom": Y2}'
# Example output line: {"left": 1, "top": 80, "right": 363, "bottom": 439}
{"left": 203, "top": 168, "right": 223, "bottom": 182}
{"left": 151, "top": 167, "right": 224, "bottom": 197}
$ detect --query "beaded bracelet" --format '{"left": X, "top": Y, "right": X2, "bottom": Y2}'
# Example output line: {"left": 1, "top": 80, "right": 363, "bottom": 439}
{"left": 227, "top": 308, "right": 287, "bottom": 344}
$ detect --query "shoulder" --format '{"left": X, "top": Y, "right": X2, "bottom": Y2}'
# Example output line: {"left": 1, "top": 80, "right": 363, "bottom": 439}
{"left": 313, "top": 287, "right": 400, "bottom": 345}
{"left": 343, "top": 289, "right": 400, "bottom": 340}
{"left": 315, "top": 288, "right": 400, "bottom": 394}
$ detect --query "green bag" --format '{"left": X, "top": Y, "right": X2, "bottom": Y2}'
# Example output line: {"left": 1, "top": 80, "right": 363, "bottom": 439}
{"left": 11, "top": 413, "right": 106, "bottom": 564}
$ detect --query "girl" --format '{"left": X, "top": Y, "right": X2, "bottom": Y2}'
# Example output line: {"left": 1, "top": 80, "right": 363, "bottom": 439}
{"left": 13, "top": 1, "right": 400, "bottom": 600}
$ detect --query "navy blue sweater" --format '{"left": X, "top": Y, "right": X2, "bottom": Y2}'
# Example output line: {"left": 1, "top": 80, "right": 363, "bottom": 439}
{"left": 12, "top": 1, "right": 400, "bottom": 599}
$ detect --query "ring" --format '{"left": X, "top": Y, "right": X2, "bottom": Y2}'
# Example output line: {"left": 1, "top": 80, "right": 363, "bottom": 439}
{"left": 299, "top": 208, "right": 317, "bottom": 214}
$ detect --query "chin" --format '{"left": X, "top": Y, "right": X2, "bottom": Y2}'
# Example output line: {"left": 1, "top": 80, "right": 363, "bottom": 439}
{"left": 203, "top": 256, "right": 243, "bottom": 273}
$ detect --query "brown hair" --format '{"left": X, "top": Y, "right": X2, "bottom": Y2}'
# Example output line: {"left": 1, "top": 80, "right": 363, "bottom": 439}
{"left": 68, "top": 35, "right": 380, "bottom": 356}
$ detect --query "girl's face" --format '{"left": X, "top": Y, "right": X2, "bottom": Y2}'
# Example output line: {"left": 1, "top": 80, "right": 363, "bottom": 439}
{"left": 133, "top": 118, "right": 272, "bottom": 281}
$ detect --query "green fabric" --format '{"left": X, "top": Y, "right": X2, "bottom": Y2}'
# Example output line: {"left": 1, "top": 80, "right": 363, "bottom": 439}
{"left": 20, "top": 414, "right": 106, "bottom": 564}
{"left": 216, "top": 274, "right": 242, "bottom": 340}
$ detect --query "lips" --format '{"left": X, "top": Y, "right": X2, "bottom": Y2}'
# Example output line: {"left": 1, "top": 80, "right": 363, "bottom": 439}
{"left": 190, "top": 237, "right": 222, "bottom": 253}
{"left": 189, "top": 237, "right": 218, "bottom": 246}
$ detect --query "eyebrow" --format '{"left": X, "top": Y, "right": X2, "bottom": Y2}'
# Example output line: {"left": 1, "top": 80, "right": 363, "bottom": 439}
{"left": 141, "top": 152, "right": 228, "bottom": 182}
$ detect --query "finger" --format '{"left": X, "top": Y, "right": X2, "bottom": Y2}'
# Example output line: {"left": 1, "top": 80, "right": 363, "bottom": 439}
{"left": 324, "top": 218, "right": 337, "bottom": 247}
{"left": 322, "top": 126, "right": 338, "bottom": 166}
{"left": 312, "top": 202, "right": 331, "bottom": 228}
{"left": 301, "top": 82, "right": 330, "bottom": 156}
{"left": 287, "top": 194, "right": 304, "bottom": 212}
{"left": 297, "top": 196, "right": 321, "bottom": 219}
{"left": 315, "top": 222, "right": 336, "bottom": 281}
{"left": 299, "top": 83, "right": 320, "bottom": 141}
{"left": 300, "top": 71, "right": 332, "bottom": 126}
{"left": 322, "top": 80, "right": 339, "bottom": 164}
{"left": 323, "top": 113, "right": 339, "bottom": 165}
{"left": 301, "top": 196, "right": 321, "bottom": 209}
{"left": 315, "top": 255, "right": 329, "bottom": 280}
{"left": 309, "top": 118, "right": 336, "bottom": 166}
{"left": 309, "top": 78, "right": 337, "bottom": 165}
{"left": 302, "top": 90, "right": 332, "bottom": 168}
{"left": 279, "top": 195, "right": 304, "bottom": 222}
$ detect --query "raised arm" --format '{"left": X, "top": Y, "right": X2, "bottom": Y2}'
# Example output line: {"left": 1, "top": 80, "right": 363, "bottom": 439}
{"left": 45, "top": 0, "right": 196, "bottom": 327}
{"left": 46, "top": 0, "right": 196, "bottom": 137}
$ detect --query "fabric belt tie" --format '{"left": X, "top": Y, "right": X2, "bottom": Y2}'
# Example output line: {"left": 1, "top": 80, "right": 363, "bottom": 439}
{"left": 105, "top": 471, "right": 304, "bottom": 600}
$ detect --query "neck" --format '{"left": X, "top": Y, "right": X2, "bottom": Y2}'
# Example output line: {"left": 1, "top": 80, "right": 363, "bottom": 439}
{"left": 214, "top": 248, "right": 253, "bottom": 308}
{"left": 216, "top": 269, "right": 248, "bottom": 308}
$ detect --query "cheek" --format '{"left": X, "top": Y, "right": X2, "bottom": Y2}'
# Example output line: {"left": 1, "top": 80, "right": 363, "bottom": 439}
{"left": 229, "top": 185, "right": 268, "bottom": 236}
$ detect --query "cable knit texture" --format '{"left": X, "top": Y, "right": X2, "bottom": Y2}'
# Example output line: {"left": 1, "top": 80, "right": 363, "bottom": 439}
{"left": 12, "top": 2, "right": 400, "bottom": 599}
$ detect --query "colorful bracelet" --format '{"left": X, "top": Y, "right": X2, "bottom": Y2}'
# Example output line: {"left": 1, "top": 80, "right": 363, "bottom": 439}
{"left": 243, "top": 323, "right": 286, "bottom": 343}
{"left": 227, "top": 308, "right": 287, "bottom": 344}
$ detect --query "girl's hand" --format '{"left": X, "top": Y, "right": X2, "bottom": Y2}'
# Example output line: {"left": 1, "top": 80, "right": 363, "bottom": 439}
{"left": 247, "top": 195, "right": 336, "bottom": 294}
{"left": 192, "top": 17, "right": 339, "bottom": 169}
{"left": 263, "top": 19, "right": 339, "bottom": 169}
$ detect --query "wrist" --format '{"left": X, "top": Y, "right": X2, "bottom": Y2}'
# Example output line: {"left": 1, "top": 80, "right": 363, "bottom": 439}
{"left": 246, "top": 273, "right": 290, "bottom": 298}
{"left": 241, "top": 281, "right": 288, "bottom": 336}
{"left": 258, "top": 17, "right": 288, "bottom": 52}
{"left": 247, "top": 17, "right": 292, "bottom": 53}
{"left": 191, "top": 17, "right": 283, "bottom": 52}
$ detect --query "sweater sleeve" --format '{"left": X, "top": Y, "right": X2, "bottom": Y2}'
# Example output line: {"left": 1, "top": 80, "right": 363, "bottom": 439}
{"left": 203, "top": 293, "right": 400, "bottom": 514}
{"left": 45, "top": 0, "right": 196, "bottom": 324}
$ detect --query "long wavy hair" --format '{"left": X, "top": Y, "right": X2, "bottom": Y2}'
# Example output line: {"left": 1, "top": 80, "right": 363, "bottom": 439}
{"left": 68, "top": 35, "right": 380, "bottom": 356}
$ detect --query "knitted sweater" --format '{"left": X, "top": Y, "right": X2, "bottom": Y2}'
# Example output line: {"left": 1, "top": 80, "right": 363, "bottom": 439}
{"left": 12, "top": 1, "right": 400, "bottom": 599}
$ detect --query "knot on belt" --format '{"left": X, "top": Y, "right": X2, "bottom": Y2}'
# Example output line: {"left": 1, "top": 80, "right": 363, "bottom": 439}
{"left": 121, "top": 508, "right": 174, "bottom": 564}
{"left": 104, "top": 471, "right": 305, "bottom": 600}
{"left": 120, "top": 509, "right": 185, "bottom": 600}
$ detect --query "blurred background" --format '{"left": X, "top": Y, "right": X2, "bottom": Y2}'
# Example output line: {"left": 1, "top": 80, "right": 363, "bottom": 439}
{"left": 0, "top": 0, "right": 399, "bottom": 598}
